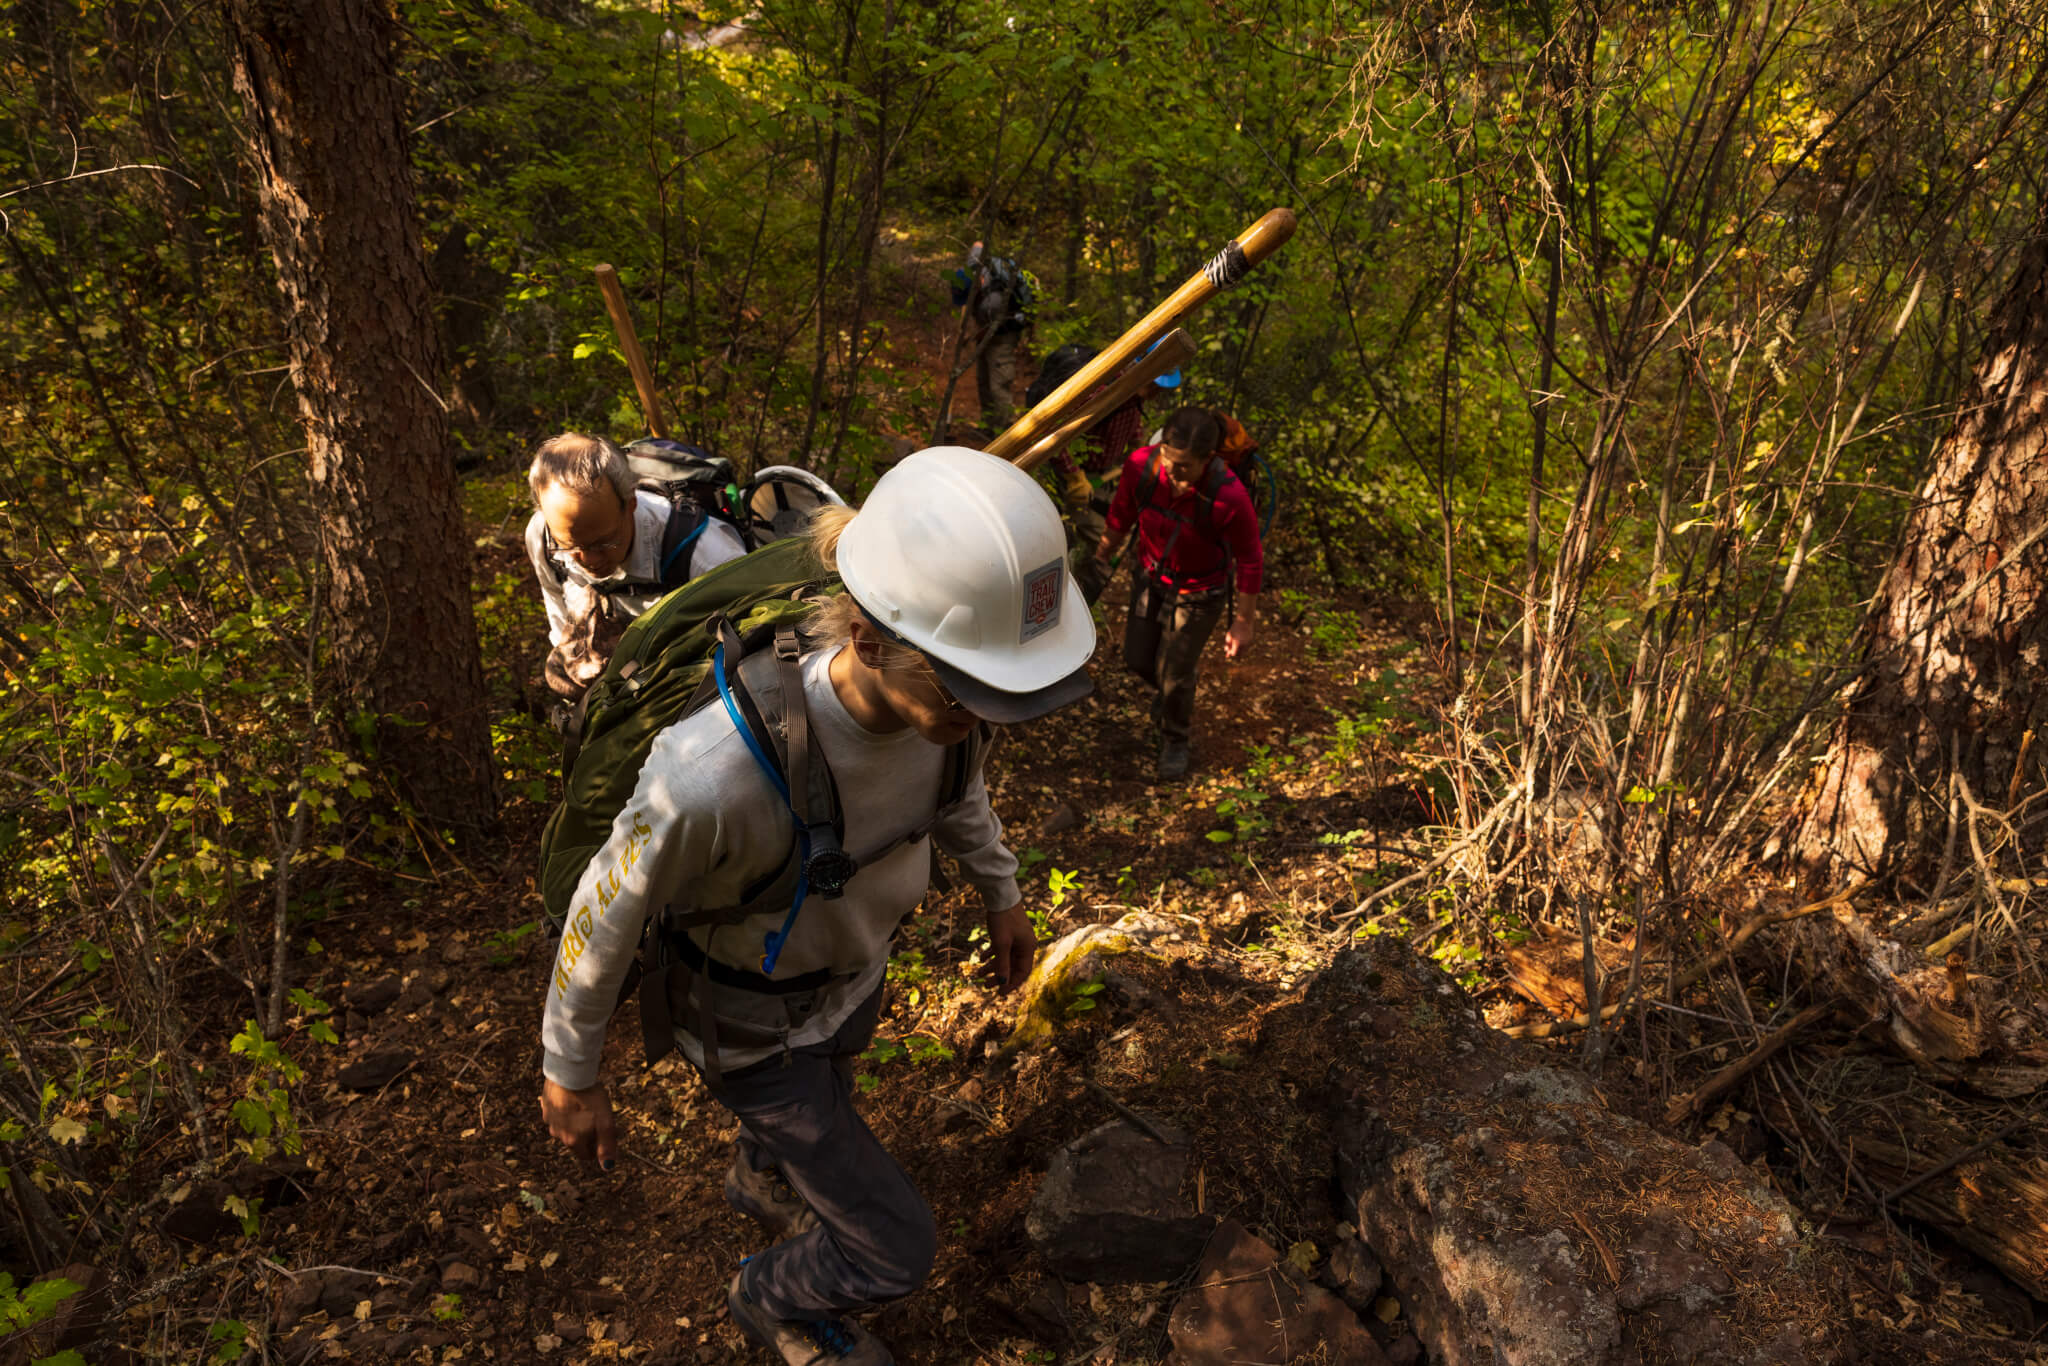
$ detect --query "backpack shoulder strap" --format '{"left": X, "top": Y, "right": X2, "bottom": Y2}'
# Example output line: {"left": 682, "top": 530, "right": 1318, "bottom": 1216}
{"left": 539, "top": 524, "right": 569, "bottom": 585}
{"left": 655, "top": 493, "right": 711, "bottom": 589}
{"left": 1198, "top": 458, "right": 1229, "bottom": 540}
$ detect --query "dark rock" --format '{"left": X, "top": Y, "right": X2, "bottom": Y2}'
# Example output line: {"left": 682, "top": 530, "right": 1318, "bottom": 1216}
{"left": 555, "top": 1312, "right": 589, "bottom": 1343}
{"left": 272, "top": 1267, "right": 376, "bottom": 1323}
{"left": 1166, "top": 1219, "right": 1389, "bottom": 1366}
{"left": 438, "top": 1261, "right": 483, "bottom": 1293}
{"left": 935, "top": 1078, "right": 986, "bottom": 1134}
{"left": 395, "top": 976, "right": 436, "bottom": 1014}
{"left": 160, "top": 1182, "right": 240, "bottom": 1244}
{"left": 1323, "top": 1234, "right": 1384, "bottom": 1313}
{"left": 370, "top": 1223, "right": 422, "bottom": 1261}
{"left": 236, "top": 1156, "right": 312, "bottom": 1209}
{"left": 1384, "top": 1332, "right": 1424, "bottom": 1366}
{"left": 336, "top": 1050, "right": 414, "bottom": 1091}
{"left": 1040, "top": 800, "right": 1085, "bottom": 837}
{"left": 1026, "top": 1119, "right": 1214, "bottom": 1283}
{"left": 347, "top": 976, "right": 403, "bottom": 1014}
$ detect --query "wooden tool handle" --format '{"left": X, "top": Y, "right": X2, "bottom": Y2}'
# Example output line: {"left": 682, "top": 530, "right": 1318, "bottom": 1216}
{"left": 592, "top": 263, "right": 668, "bottom": 438}
{"left": 1012, "top": 329, "right": 1196, "bottom": 473}
{"left": 984, "top": 208, "right": 1296, "bottom": 462}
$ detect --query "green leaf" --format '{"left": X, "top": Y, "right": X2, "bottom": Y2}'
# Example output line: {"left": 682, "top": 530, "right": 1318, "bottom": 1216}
{"left": 1204, "top": 830, "right": 1235, "bottom": 843}
{"left": 1284, "top": 1240, "right": 1318, "bottom": 1276}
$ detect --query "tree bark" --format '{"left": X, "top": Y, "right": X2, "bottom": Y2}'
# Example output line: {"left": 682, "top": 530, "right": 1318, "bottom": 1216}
{"left": 222, "top": 0, "right": 496, "bottom": 831}
{"left": 1796, "top": 202, "right": 2048, "bottom": 882}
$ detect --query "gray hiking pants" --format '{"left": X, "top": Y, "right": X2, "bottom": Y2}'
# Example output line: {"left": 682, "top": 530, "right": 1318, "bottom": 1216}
{"left": 712, "top": 986, "right": 937, "bottom": 1321}
{"left": 976, "top": 327, "right": 1019, "bottom": 428}
{"left": 1123, "top": 579, "right": 1226, "bottom": 743}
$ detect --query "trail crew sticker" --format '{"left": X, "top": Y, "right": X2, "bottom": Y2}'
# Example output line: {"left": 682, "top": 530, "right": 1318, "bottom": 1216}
{"left": 1019, "top": 559, "right": 1063, "bottom": 643}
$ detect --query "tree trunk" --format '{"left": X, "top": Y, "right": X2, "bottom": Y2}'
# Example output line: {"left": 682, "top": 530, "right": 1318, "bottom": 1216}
{"left": 1796, "top": 203, "right": 2048, "bottom": 883}
{"left": 223, "top": 0, "right": 496, "bottom": 831}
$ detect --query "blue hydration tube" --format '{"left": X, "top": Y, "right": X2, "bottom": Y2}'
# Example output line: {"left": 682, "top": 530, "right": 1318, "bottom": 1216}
{"left": 713, "top": 643, "right": 807, "bottom": 975}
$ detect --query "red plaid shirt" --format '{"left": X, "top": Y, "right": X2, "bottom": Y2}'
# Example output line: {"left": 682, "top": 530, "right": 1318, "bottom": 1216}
{"left": 1051, "top": 394, "right": 1148, "bottom": 481}
{"left": 1103, "top": 447, "right": 1264, "bottom": 596}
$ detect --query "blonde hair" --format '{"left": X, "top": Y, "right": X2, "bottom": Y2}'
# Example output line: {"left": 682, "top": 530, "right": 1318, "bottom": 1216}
{"left": 802, "top": 504, "right": 921, "bottom": 671}
{"left": 528, "top": 432, "right": 634, "bottom": 506}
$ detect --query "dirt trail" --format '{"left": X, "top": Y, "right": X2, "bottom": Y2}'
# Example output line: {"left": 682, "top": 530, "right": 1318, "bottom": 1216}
{"left": 211, "top": 251, "right": 1434, "bottom": 1364}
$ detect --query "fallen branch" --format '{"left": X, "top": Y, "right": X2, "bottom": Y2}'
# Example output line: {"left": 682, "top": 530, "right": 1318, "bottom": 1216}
{"left": 1662, "top": 999, "right": 1839, "bottom": 1126}
{"left": 1503, "top": 888, "right": 1853, "bottom": 1040}
{"left": 1880, "top": 1114, "right": 2036, "bottom": 1204}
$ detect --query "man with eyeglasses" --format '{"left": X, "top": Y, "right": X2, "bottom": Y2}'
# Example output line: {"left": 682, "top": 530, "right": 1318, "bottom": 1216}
{"left": 524, "top": 432, "right": 747, "bottom": 709}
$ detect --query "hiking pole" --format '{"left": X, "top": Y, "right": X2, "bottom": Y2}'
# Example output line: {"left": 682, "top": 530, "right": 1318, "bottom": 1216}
{"left": 592, "top": 263, "right": 669, "bottom": 438}
{"left": 1011, "top": 328, "right": 1195, "bottom": 474}
{"left": 984, "top": 208, "right": 1296, "bottom": 462}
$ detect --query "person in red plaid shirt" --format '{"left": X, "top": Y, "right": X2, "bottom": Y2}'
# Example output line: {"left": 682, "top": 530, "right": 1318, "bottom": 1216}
{"left": 1089, "top": 407, "right": 1264, "bottom": 779}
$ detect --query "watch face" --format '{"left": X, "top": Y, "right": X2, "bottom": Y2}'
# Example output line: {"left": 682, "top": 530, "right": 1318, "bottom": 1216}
{"left": 807, "top": 849, "right": 859, "bottom": 899}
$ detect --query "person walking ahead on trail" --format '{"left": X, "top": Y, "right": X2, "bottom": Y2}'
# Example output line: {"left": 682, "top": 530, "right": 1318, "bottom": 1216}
{"left": 950, "top": 241, "right": 1033, "bottom": 430}
{"left": 539, "top": 447, "right": 1095, "bottom": 1366}
{"left": 1091, "top": 406, "right": 1264, "bottom": 781}
{"left": 526, "top": 432, "right": 746, "bottom": 705}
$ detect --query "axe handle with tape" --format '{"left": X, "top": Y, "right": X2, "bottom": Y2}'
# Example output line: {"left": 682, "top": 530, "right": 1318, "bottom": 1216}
{"left": 1011, "top": 329, "right": 1195, "bottom": 474}
{"left": 984, "top": 208, "right": 1295, "bottom": 462}
{"left": 592, "top": 263, "right": 668, "bottom": 438}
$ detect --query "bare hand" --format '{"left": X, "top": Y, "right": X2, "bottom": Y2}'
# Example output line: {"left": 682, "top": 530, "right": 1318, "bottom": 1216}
{"left": 984, "top": 902, "right": 1038, "bottom": 994}
{"left": 1224, "top": 617, "right": 1254, "bottom": 660}
{"left": 540, "top": 1078, "right": 618, "bottom": 1170}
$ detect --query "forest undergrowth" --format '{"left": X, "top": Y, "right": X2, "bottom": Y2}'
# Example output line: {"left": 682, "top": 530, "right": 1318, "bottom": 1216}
{"left": 6, "top": 0, "right": 2048, "bottom": 1359}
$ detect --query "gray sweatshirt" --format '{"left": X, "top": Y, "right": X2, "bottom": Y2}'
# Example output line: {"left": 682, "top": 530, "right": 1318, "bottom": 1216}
{"left": 541, "top": 647, "right": 1021, "bottom": 1088}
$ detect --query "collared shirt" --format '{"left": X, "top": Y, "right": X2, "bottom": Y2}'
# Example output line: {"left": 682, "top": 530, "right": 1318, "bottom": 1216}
{"left": 525, "top": 489, "right": 747, "bottom": 698}
{"left": 1103, "top": 446, "right": 1264, "bottom": 596}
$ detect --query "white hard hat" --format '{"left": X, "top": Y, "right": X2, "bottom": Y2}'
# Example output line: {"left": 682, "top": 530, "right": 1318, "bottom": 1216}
{"left": 835, "top": 447, "right": 1095, "bottom": 722}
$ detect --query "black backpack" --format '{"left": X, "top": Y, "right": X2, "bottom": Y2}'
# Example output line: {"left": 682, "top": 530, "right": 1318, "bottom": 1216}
{"left": 1026, "top": 343, "right": 1099, "bottom": 408}
{"left": 974, "top": 255, "right": 1035, "bottom": 328}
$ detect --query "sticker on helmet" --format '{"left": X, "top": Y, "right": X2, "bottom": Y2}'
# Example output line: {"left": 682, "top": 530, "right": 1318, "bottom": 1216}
{"left": 1020, "top": 559, "right": 1064, "bottom": 643}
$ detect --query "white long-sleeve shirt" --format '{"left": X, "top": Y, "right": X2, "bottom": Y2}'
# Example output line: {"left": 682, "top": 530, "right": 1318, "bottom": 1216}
{"left": 541, "top": 646, "right": 1021, "bottom": 1088}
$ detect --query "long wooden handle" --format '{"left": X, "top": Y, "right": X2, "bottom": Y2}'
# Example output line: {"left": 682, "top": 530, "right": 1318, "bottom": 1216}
{"left": 1013, "top": 329, "right": 1195, "bottom": 473}
{"left": 592, "top": 263, "right": 668, "bottom": 438}
{"left": 984, "top": 208, "right": 1296, "bottom": 461}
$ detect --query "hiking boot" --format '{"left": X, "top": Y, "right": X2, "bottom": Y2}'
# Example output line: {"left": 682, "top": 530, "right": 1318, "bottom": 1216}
{"left": 727, "top": 1269, "right": 895, "bottom": 1365}
{"left": 1157, "top": 739, "right": 1191, "bottom": 780}
{"left": 725, "top": 1151, "right": 820, "bottom": 1242}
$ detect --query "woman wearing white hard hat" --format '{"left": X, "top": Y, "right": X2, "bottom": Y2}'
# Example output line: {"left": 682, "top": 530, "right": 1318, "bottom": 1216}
{"left": 539, "top": 447, "right": 1092, "bottom": 1366}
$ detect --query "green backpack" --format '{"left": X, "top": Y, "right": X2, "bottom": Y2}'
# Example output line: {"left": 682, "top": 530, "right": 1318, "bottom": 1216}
{"left": 536, "top": 535, "right": 988, "bottom": 1077}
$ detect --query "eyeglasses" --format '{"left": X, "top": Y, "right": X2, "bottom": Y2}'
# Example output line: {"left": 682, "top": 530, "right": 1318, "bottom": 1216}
{"left": 914, "top": 654, "right": 967, "bottom": 714}
{"left": 558, "top": 530, "right": 630, "bottom": 557}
